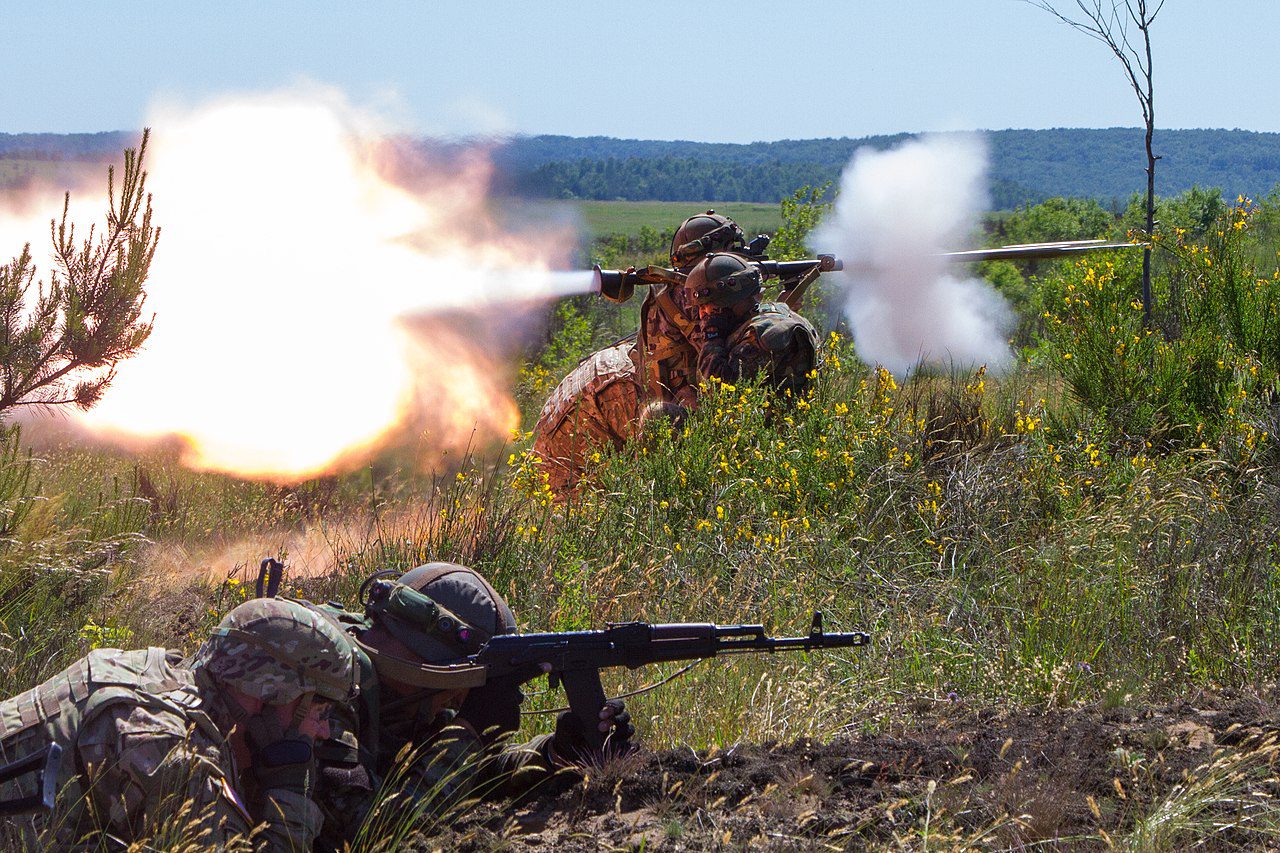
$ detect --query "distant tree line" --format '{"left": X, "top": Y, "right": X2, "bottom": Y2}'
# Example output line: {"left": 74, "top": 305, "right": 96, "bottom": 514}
{"left": 493, "top": 128, "right": 1280, "bottom": 208}
{"left": 512, "top": 156, "right": 839, "bottom": 204}
{"left": 9, "top": 128, "right": 1280, "bottom": 209}
{"left": 0, "top": 131, "right": 137, "bottom": 160}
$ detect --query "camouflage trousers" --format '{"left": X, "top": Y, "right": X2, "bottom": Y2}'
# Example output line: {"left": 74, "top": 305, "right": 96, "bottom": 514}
{"left": 532, "top": 342, "right": 642, "bottom": 495}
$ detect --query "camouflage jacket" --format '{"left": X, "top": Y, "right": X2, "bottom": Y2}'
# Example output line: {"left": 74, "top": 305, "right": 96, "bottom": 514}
{"left": 532, "top": 341, "right": 642, "bottom": 495}
{"left": 0, "top": 647, "right": 318, "bottom": 851}
{"left": 718, "top": 301, "right": 820, "bottom": 395}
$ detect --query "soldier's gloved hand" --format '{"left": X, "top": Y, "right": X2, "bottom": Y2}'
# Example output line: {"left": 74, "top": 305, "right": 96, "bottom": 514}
{"left": 550, "top": 699, "right": 636, "bottom": 765}
{"left": 245, "top": 714, "right": 315, "bottom": 794}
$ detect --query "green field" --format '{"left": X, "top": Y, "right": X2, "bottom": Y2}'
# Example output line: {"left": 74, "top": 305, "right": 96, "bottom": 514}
{"left": 572, "top": 200, "right": 782, "bottom": 239}
{"left": 2, "top": 159, "right": 782, "bottom": 244}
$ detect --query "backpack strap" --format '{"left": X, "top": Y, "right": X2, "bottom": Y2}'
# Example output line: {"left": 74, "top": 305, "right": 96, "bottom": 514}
{"left": 651, "top": 285, "right": 696, "bottom": 341}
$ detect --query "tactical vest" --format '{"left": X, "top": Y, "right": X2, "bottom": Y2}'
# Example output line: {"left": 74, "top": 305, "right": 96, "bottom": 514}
{"left": 0, "top": 648, "right": 232, "bottom": 839}
{"left": 636, "top": 283, "right": 699, "bottom": 404}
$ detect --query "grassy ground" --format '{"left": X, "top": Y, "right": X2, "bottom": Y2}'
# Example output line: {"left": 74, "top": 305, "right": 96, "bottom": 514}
{"left": 4, "top": 192, "right": 1280, "bottom": 848}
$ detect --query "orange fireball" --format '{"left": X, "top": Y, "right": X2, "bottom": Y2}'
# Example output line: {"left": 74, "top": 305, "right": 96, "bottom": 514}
{"left": 0, "top": 86, "right": 589, "bottom": 482}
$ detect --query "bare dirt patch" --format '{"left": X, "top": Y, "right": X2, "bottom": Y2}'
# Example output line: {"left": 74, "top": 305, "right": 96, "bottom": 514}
{"left": 442, "top": 691, "right": 1280, "bottom": 850}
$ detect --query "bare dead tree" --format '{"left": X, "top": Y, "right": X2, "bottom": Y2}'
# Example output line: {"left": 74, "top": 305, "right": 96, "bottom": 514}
{"left": 1025, "top": 0, "right": 1165, "bottom": 327}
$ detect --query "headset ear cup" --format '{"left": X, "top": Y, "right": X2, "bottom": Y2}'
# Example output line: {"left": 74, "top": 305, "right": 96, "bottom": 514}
{"left": 258, "top": 738, "right": 314, "bottom": 768}
{"left": 244, "top": 711, "right": 315, "bottom": 793}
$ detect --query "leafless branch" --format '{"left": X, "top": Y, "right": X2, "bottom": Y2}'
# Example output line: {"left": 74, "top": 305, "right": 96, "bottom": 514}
{"left": 1023, "top": 0, "right": 1162, "bottom": 326}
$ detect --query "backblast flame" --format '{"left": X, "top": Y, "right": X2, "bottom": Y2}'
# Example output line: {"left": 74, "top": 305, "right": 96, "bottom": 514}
{"left": 0, "top": 86, "right": 590, "bottom": 481}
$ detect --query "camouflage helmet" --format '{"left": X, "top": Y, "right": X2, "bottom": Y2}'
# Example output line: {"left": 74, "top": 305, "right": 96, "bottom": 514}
{"left": 365, "top": 563, "right": 517, "bottom": 666}
{"left": 686, "top": 253, "right": 764, "bottom": 310}
{"left": 671, "top": 210, "right": 746, "bottom": 269}
{"left": 726, "top": 302, "right": 821, "bottom": 395}
{"left": 192, "top": 598, "right": 357, "bottom": 705}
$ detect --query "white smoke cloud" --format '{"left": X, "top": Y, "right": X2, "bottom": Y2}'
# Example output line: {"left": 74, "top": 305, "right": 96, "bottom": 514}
{"left": 814, "top": 134, "right": 1013, "bottom": 377}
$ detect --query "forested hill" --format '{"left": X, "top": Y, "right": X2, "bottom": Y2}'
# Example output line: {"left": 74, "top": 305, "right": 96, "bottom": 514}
{"left": 5, "top": 128, "right": 1280, "bottom": 209}
{"left": 0, "top": 131, "right": 137, "bottom": 160}
{"left": 491, "top": 129, "right": 1280, "bottom": 207}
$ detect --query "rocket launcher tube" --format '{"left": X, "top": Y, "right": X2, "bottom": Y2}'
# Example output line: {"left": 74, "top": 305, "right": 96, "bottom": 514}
{"left": 593, "top": 264, "right": 687, "bottom": 303}
{"left": 593, "top": 256, "right": 842, "bottom": 304}
{"left": 940, "top": 240, "right": 1140, "bottom": 263}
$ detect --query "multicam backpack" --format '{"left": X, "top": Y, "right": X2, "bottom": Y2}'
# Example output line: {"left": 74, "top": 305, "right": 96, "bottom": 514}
{"left": 725, "top": 302, "right": 820, "bottom": 395}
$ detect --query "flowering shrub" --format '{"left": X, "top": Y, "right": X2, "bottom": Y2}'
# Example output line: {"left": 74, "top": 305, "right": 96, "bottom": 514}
{"left": 1039, "top": 202, "right": 1277, "bottom": 453}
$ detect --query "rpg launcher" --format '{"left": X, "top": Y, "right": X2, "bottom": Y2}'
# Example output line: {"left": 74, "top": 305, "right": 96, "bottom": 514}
{"left": 594, "top": 254, "right": 843, "bottom": 311}
{"left": 594, "top": 238, "right": 1140, "bottom": 311}
{"left": 473, "top": 612, "right": 869, "bottom": 752}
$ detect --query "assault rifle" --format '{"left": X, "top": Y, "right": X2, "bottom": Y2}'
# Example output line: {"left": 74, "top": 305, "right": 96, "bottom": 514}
{"left": 473, "top": 612, "right": 868, "bottom": 751}
{"left": 355, "top": 575, "right": 868, "bottom": 752}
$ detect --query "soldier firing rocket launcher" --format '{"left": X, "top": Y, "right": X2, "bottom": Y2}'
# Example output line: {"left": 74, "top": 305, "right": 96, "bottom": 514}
{"left": 593, "top": 238, "right": 1139, "bottom": 311}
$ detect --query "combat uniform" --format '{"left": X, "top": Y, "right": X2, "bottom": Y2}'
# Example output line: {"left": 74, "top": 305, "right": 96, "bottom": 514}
{"left": 0, "top": 648, "right": 260, "bottom": 850}
{"left": 0, "top": 598, "right": 355, "bottom": 852}
{"left": 531, "top": 341, "right": 642, "bottom": 495}
{"left": 721, "top": 302, "right": 820, "bottom": 397}
{"left": 634, "top": 210, "right": 747, "bottom": 406}
{"left": 316, "top": 683, "right": 559, "bottom": 848}
{"left": 635, "top": 279, "right": 702, "bottom": 407}
{"left": 312, "top": 564, "right": 562, "bottom": 850}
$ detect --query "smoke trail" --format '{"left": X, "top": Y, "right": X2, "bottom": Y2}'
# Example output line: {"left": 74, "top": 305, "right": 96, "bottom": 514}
{"left": 814, "top": 134, "right": 1013, "bottom": 377}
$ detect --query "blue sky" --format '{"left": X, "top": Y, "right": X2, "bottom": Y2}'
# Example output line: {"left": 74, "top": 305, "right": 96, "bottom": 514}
{"left": 4, "top": 1, "right": 1279, "bottom": 142}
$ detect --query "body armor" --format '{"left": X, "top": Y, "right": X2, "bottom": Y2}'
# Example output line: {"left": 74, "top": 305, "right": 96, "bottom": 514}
{"left": 533, "top": 341, "right": 643, "bottom": 494}
{"left": 0, "top": 648, "right": 251, "bottom": 848}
